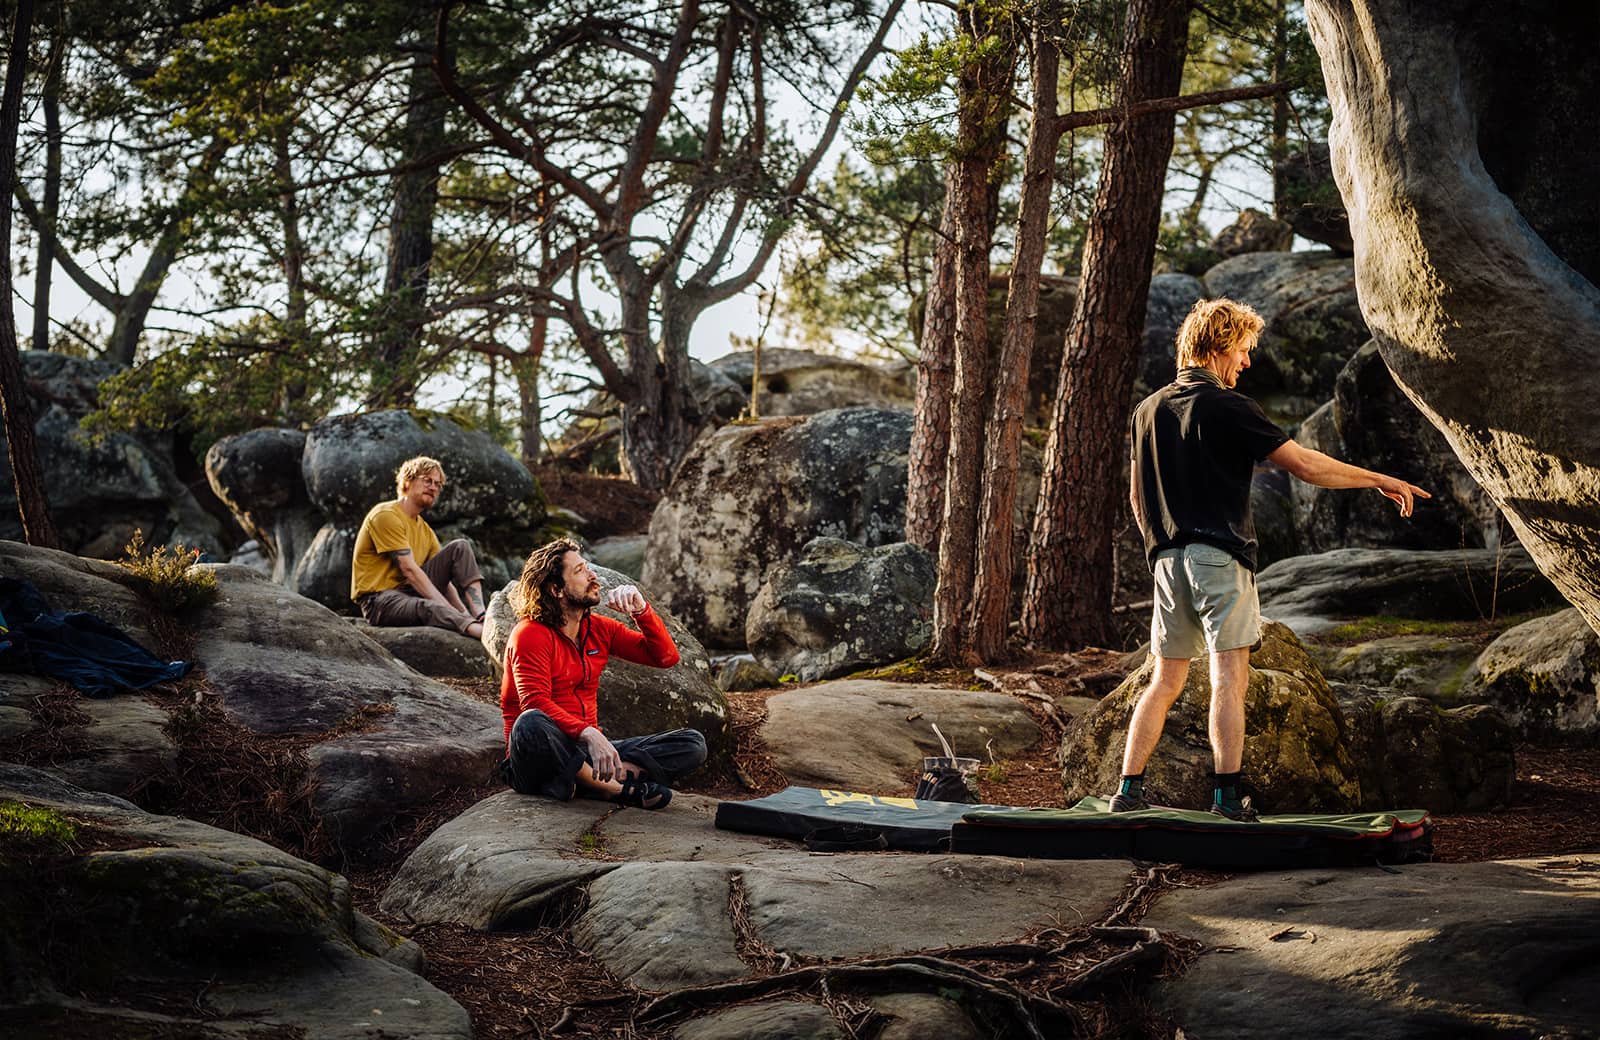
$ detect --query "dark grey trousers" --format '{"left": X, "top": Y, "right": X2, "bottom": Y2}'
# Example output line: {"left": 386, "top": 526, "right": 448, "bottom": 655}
{"left": 357, "top": 539, "right": 484, "bottom": 634}
{"left": 501, "top": 708, "right": 708, "bottom": 800}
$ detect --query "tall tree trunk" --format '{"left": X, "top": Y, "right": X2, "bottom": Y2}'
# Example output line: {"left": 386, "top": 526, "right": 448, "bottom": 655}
{"left": 928, "top": 4, "right": 1016, "bottom": 664}
{"left": 373, "top": 40, "right": 450, "bottom": 407}
{"left": 905, "top": 171, "right": 958, "bottom": 555}
{"left": 0, "top": 0, "right": 57, "bottom": 548}
{"left": 31, "top": 15, "right": 59, "bottom": 353}
{"left": 617, "top": 286, "right": 699, "bottom": 492}
{"left": 1023, "top": 0, "right": 1191, "bottom": 649}
{"left": 966, "top": 8, "right": 1063, "bottom": 662}
{"left": 1270, "top": 0, "right": 1290, "bottom": 217}
{"left": 517, "top": 321, "right": 545, "bottom": 469}
{"left": 274, "top": 121, "right": 310, "bottom": 418}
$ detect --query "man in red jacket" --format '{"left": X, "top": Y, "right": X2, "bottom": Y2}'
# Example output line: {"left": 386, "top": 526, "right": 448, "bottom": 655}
{"left": 498, "top": 538, "right": 706, "bottom": 809}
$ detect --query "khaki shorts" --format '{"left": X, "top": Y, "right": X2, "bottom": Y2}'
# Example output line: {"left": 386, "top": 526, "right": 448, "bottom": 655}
{"left": 1150, "top": 543, "right": 1261, "bottom": 659}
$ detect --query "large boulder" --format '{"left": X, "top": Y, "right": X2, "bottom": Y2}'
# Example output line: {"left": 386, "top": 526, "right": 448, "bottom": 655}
{"left": 706, "top": 347, "right": 915, "bottom": 417}
{"left": 482, "top": 563, "right": 732, "bottom": 760}
{"left": 746, "top": 538, "right": 934, "bottom": 682}
{"left": 204, "top": 427, "right": 324, "bottom": 584}
{"left": 1305, "top": 1, "right": 1600, "bottom": 638}
{"left": 1146, "top": 856, "right": 1600, "bottom": 1040}
{"left": 302, "top": 410, "right": 543, "bottom": 529}
{"left": 759, "top": 680, "right": 1043, "bottom": 793}
{"left": 0, "top": 352, "right": 231, "bottom": 558}
{"left": 1257, "top": 546, "right": 1566, "bottom": 635}
{"left": 1058, "top": 622, "right": 1365, "bottom": 812}
{"left": 643, "top": 408, "right": 914, "bottom": 648}
{"left": 1335, "top": 687, "right": 1515, "bottom": 811}
{"left": 1457, "top": 608, "right": 1600, "bottom": 743}
{"left": 0, "top": 674, "right": 176, "bottom": 797}
{"left": 0, "top": 764, "right": 470, "bottom": 1039}
{"left": 0, "top": 540, "right": 504, "bottom": 844}
{"left": 1291, "top": 341, "right": 1503, "bottom": 552}
{"left": 1200, "top": 251, "right": 1367, "bottom": 410}
{"left": 354, "top": 620, "right": 495, "bottom": 679}
{"left": 1211, "top": 208, "right": 1296, "bottom": 257}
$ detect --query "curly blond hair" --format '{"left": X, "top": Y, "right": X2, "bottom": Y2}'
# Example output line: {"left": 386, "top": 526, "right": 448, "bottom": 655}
{"left": 1175, "top": 298, "right": 1265, "bottom": 368}
{"left": 395, "top": 456, "right": 446, "bottom": 496}
{"left": 513, "top": 538, "right": 582, "bottom": 626}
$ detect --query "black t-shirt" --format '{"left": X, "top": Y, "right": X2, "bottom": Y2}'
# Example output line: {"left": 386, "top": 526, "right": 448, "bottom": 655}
{"left": 1131, "top": 367, "right": 1289, "bottom": 572}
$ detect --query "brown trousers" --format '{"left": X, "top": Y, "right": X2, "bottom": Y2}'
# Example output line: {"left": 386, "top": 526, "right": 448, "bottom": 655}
{"left": 357, "top": 539, "right": 485, "bottom": 635}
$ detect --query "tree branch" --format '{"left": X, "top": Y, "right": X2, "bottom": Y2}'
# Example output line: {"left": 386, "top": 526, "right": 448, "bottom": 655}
{"left": 1053, "top": 81, "right": 1289, "bottom": 133}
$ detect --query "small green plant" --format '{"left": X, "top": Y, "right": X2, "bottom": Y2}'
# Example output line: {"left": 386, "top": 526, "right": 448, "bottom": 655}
{"left": 0, "top": 800, "right": 77, "bottom": 853}
{"left": 778, "top": 673, "right": 800, "bottom": 684}
{"left": 118, "top": 530, "right": 219, "bottom": 613}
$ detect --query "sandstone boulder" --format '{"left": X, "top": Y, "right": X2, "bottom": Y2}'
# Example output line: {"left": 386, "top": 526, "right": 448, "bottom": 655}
{"left": 0, "top": 540, "right": 504, "bottom": 844}
{"left": 1306, "top": 0, "right": 1600, "bottom": 639}
{"left": 1257, "top": 547, "right": 1565, "bottom": 635}
{"left": 1200, "top": 251, "right": 1366, "bottom": 409}
{"left": 0, "top": 674, "right": 176, "bottom": 797}
{"left": 746, "top": 538, "right": 934, "bottom": 683}
{"left": 302, "top": 410, "right": 543, "bottom": 529}
{"left": 715, "top": 653, "right": 779, "bottom": 692}
{"left": 1334, "top": 687, "right": 1515, "bottom": 811}
{"left": 204, "top": 426, "right": 323, "bottom": 584}
{"left": 588, "top": 533, "right": 647, "bottom": 579}
{"left": 1059, "top": 622, "right": 1364, "bottom": 812}
{"left": 1292, "top": 341, "right": 1503, "bottom": 552}
{"left": 1212, "top": 208, "right": 1296, "bottom": 257}
{"left": 760, "top": 680, "right": 1041, "bottom": 794}
{"left": 1319, "top": 633, "right": 1482, "bottom": 700}
{"left": 0, "top": 764, "right": 469, "bottom": 1039}
{"left": 1458, "top": 607, "right": 1600, "bottom": 742}
{"left": 482, "top": 564, "right": 731, "bottom": 759}
{"left": 354, "top": 620, "right": 494, "bottom": 679}
{"left": 643, "top": 408, "right": 914, "bottom": 647}
{"left": 707, "top": 347, "right": 915, "bottom": 417}
{"left": 0, "top": 352, "right": 231, "bottom": 558}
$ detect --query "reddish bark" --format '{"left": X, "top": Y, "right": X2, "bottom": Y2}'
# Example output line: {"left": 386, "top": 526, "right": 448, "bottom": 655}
{"left": 967, "top": 11, "right": 1063, "bottom": 662}
{"left": 1023, "top": 0, "right": 1192, "bottom": 648}
{"left": 905, "top": 171, "right": 958, "bottom": 555}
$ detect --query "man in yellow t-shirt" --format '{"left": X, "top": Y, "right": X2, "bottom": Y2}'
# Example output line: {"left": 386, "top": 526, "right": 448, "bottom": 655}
{"left": 351, "top": 456, "right": 487, "bottom": 637}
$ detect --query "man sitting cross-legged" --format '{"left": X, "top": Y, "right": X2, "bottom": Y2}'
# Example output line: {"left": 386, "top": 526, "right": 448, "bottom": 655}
{"left": 499, "top": 538, "right": 706, "bottom": 809}
{"left": 350, "top": 455, "right": 488, "bottom": 638}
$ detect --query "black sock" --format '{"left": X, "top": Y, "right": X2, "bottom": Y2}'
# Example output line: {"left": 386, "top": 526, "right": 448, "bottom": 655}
{"left": 1213, "top": 772, "right": 1242, "bottom": 808}
{"left": 1119, "top": 774, "right": 1145, "bottom": 799}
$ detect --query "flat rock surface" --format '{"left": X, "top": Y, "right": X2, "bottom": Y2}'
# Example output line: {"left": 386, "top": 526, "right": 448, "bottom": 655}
{"left": 1145, "top": 857, "right": 1600, "bottom": 1039}
{"left": 383, "top": 788, "right": 1130, "bottom": 993}
{"left": 0, "top": 675, "right": 175, "bottom": 797}
{"left": 761, "top": 681, "right": 1042, "bottom": 793}
{"left": 674, "top": 1000, "right": 844, "bottom": 1040}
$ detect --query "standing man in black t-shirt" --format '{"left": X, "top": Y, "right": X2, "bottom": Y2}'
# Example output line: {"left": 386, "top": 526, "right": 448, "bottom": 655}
{"left": 1111, "top": 298, "right": 1430, "bottom": 820}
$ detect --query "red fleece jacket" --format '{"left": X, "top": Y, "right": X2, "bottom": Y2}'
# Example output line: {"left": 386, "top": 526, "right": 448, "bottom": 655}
{"left": 499, "top": 605, "right": 680, "bottom": 743}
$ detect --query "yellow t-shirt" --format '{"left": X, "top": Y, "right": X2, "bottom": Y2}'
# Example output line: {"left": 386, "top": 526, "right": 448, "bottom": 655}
{"left": 350, "top": 500, "right": 443, "bottom": 601}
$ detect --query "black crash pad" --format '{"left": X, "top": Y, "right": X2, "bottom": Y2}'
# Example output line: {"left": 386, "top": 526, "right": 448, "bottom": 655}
{"left": 714, "top": 786, "right": 1007, "bottom": 851}
{"left": 716, "top": 788, "right": 1434, "bottom": 868}
{"left": 952, "top": 797, "right": 1433, "bottom": 869}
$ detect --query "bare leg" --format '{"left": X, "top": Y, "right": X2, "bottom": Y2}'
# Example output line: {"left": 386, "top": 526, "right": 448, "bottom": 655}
{"left": 442, "top": 582, "right": 468, "bottom": 613}
{"left": 574, "top": 760, "right": 646, "bottom": 798}
{"left": 1207, "top": 647, "right": 1252, "bottom": 774}
{"left": 463, "top": 579, "right": 486, "bottom": 618}
{"left": 1121, "top": 657, "right": 1192, "bottom": 776}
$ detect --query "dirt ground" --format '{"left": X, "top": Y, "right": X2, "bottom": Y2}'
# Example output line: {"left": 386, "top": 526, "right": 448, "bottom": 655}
{"left": 359, "top": 660, "right": 1600, "bottom": 1040}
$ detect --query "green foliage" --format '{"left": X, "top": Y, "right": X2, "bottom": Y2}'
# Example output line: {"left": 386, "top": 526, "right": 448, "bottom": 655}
{"left": 0, "top": 801, "right": 78, "bottom": 854}
{"left": 118, "top": 530, "right": 220, "bottom": 614}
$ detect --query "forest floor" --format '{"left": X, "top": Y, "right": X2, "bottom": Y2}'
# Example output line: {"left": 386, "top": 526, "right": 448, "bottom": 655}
{"left": 352, "top": 656, "right": 1600, "bottom": 1040}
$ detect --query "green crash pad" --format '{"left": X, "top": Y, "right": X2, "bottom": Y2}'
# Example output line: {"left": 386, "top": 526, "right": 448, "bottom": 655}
{"left": 714, "top": 785, "right": 1002, "bottom": 851}
{"left": 952, "top": 797, "right": 1433, "bottom": 868}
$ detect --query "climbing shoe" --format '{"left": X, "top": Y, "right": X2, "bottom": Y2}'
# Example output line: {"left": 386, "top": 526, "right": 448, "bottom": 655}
{"left": 1209, "top": 796, "right": 1260, "bottom": 822}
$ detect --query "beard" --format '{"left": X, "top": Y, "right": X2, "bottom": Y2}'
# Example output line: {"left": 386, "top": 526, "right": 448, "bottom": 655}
{"left": 569, "top": 584, "right": 602, "bottom": 610}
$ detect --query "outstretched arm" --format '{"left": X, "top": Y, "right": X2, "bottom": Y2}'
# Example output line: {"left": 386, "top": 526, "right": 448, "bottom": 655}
{"left": 1267, "top": 440, "right": 1432, "bottom": 517}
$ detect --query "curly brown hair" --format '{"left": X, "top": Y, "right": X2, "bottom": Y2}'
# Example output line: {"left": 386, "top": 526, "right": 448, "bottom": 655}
{"left": 513, "top": 538, "right": 582, "bottom": 626}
